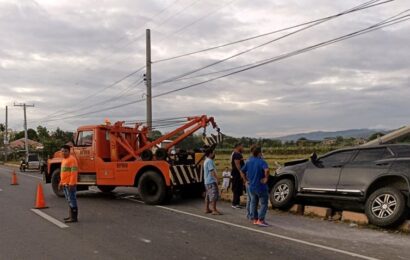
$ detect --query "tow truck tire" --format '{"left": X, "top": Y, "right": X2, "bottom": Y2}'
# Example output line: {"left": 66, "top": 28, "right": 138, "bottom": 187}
{"left": 97, "top": 185, "right": 116, "bottom": 193}
{"left": 141, "top": 150, "right": 153, "bottom": 161}
{"left": 155, "top": 148, "right": 168, "bottom": 161}
{"left": 51, "top": 168, "right": 64, "bottom": 197}
{"left": 138, "top": 171, "right": 169, "bottom": 205}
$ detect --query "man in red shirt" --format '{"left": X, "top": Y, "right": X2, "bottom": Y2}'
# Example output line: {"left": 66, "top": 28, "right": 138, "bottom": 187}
{"left": 59, "top": 145, "right": 79, "bottom": 223}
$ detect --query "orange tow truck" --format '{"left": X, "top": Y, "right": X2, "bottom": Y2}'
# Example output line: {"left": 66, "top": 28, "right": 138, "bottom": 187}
{"left": 45, "top": 115, "right": 222, "bottom": 204}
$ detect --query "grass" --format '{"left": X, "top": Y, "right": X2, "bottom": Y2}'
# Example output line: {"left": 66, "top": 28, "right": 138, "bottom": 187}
{"left": 213, "top": 152, "right": 310, "bottom": 177}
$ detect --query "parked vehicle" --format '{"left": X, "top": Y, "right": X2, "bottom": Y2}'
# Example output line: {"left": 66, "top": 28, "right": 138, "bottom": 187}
{"left": 45, "top": 115, "right": 223, "bottom": 205}
{"left": 270, "top": 144, "right": 410, "bottom": 227}
{"left": 20, "top": 153, "right": 41, "bottom": 172}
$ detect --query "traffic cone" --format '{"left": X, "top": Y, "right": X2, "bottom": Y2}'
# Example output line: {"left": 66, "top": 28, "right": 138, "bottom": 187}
{"left": 11, "top": 170, "right": 18, "bottom": 185}
{"left": 34, "top": 183, "right": 48, "bottom": 209}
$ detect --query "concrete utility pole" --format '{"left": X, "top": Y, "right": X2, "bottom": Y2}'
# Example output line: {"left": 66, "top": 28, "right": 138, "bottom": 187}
{"left": 14, "top": 103, "right": 34, "bottom": 161}
{"left": 146, "top": 28, "right": 152, "bottom": 132}
{"left": 4, "top": 106, "right": 8, "bottom": 161}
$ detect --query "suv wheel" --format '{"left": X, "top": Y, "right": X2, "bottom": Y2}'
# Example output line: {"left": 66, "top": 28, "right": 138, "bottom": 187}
{"left": 365, "top": 187, "right": 407, "bottom": 227}
{"left": 270, "top": 179, "right": 295, "bottom": 209}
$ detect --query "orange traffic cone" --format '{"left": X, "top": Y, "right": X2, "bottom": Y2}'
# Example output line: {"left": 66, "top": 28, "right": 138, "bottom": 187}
{"left": 34, "top": 183, "right": 48, "bottom": 209}
{"left": 11, "top": 170, "right": 18, "bottom": 185}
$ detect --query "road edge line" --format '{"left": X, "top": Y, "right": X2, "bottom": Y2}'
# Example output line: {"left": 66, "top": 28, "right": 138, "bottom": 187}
{"left": 156, "top": 205, "right": 379, "bottom": 260}
{"left": 31, "top": 209, "right": 69, "bottom": 229}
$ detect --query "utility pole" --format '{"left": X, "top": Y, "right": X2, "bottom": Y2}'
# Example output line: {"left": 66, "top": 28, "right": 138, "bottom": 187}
{"left": 146, "top": 28, "right": 152, "bottom": 132}
{"left": 14, "top": 103, "right": 34, "bottom": 161}
{"left": 4, "top": 106, "right": 8, "bottom": 161}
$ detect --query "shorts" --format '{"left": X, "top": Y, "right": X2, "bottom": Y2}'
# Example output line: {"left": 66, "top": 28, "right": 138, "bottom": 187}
{"left": 205, "top": 183, "right": 219, "bottom": 202}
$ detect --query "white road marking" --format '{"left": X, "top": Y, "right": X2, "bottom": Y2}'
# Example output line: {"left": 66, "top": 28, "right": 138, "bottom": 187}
{"left": 19, "top": 172, "right": 43, "bottom": 180}
{"left": 156, "top": 206, "right": 379, "bottom": 260}
{"left": 31, "top": 209, "right": 69, "bottom": 229}
{"left": 140, "top": 238, "right": 151, "bottom": 243}
{"left": 124, "top": 197, "right": 378, "bottom": 260}
{"left": 0, "top": 188, "right": 3, "bottom": 191}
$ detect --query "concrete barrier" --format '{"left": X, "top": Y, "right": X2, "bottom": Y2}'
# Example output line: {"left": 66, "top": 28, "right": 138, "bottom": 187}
{"left": 399, "top": 220, "right": 410, "bottom": 232}
{"left": 304, "top": 206, "right": 332, "bottom": 218}
{"left": 341, "top": 211, "right": 369, "bottom": 225}
{"left": 289, "top": 204, "right": 304, "bottom": 215}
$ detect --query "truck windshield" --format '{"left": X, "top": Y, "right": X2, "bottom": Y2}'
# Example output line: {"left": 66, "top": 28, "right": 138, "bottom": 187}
{"left": 77, "top": 131, "right": 94, "bottom": 146}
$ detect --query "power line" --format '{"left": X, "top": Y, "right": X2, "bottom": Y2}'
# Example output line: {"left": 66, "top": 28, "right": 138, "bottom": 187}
{"left": 153, "top": 0, "right": 392, "bottom": 86}
{"left": 119, "top": 0, "right": 202, "bottom": 52}
{"left": 151, "top": 11, "right": 410, "bottom": 98}
{"left": 157, "top": 0, "right": 238, "bottom": 43}
{"left": 152, "top": 0, "right": 392, "bottom": 65}
{"left": 37, "top": 79, "right": 145, "bottom": 123}
{"left": 37, "top": 10, "right": 409, "bottom": 123}
{"left": 35, "top": 65, "right": 146, "bottom": 122}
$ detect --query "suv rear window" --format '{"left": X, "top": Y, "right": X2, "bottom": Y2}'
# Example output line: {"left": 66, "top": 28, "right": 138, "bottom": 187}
{"left": 28, "top": 154, "right": 39, "bottom": 161}
{"left": 393, "top": 146, "right": 410, "bottom": 158}
{"left": 353, "top": 148, "right": 393, "bottom": 162}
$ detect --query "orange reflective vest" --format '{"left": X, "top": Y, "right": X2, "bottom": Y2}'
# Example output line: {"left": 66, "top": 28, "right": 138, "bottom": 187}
{"left": 60, "top": 155, "right": 78, "bottom": 186}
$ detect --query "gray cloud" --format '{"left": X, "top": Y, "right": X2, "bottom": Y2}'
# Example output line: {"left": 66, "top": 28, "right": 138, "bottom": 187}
{"left": 0, "top": 0, "right": 409, "bottom": 138}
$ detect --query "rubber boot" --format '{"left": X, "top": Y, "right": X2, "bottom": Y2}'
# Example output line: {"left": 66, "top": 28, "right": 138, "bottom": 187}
{"left": 63, "top": 207, "right": 72, "bottom": 221}
{"left": 64, "top": 207, "right": 78, "bottom": 223}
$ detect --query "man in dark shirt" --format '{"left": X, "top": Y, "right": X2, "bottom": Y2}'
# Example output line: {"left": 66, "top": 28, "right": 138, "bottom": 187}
{"left": 231, "top": 143, "right": 244, "bottom": 208}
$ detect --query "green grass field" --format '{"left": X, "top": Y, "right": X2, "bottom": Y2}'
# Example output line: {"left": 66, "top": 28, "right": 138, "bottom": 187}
{"left": 213, "top": 152, "right": 311, "bottom": 177}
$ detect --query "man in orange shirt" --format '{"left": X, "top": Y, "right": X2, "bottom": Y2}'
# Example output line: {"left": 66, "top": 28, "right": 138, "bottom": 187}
{"left": 59, "top": 145, "right": 79, "bottom": 223}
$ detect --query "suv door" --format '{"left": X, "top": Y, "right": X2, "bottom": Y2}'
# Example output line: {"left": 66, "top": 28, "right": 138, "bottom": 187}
{"left": 337, "top": 147, "right": 394, "bottom": 195}
{"left": 300, "top": 150, "right": 355, "bottom": 193}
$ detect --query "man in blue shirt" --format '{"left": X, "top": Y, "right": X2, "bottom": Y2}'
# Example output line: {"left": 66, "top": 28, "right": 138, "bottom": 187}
{"left": 241, "top": 146, "right": 270, "bottom": 227}
{"left": 204, "top": 149, "right": 222, "bottom": 215}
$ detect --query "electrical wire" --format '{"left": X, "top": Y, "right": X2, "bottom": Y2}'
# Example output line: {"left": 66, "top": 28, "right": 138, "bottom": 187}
{"left": 152, "top": 11, "right": 410, "bottom": 98}
{"left": 157, "top": 0, "right": 238, "bottom": 43}
{"left": 36, "top": 9, "right": 409, "bottom": 123}
{"left": 152, "top": 0, "right": 392, "bottom": 64}
{"left": 34, "top": 65, "right": 146, "bottom": 123}
{"left": 153, "top": 0, "right": 391, "bottom": 86}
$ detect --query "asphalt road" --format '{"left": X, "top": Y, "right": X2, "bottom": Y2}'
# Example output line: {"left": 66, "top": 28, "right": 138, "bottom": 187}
{"left": 0, "top": 165, "right": 409, "bottom": 260}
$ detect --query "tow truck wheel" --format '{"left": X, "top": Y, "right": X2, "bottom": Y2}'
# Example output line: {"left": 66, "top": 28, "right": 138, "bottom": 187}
{"left": 97, "top": 185, "right": 116, "bottom": 193}
{"left": 138, "top": 171, "right": 169, "bottom": 205}
{"left": 51, "top": 169, "right": 64, "bottom": 197}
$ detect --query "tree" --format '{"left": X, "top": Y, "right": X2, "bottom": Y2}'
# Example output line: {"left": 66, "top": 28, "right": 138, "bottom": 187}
{"left": 368, "top": 132, "right": 385, "bottom": 141}
{"left": 149, "top": 130, "right": 162, "bottom": 140}
{"left": 27, "top": 128, "right": 38, "bottom": 141}
{"left": 37, "top": 125, "right": 50, "bottom": 141}
{"left": 0, "top": 123, "right": 5, "bottom": 132}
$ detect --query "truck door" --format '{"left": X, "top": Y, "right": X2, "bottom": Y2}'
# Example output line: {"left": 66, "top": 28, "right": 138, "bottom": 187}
{"left": 74, "top": 130, "right": 95, "bottom": 173}
{"left": 300, "top": 150, "right": 355, "bottom": 193}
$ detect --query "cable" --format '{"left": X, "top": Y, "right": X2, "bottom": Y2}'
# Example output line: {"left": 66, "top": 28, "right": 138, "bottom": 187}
{"left": 157, "top": 0, "right": 238, "bottom": 43}
{"left": 119, "top": 0, "right": 202, "bottom": 51}
{"left": 41, "top": 79, "right": 145, "bottom": 122}
{"left": 35, "top": 65, "right": 146, "bottom": 122}
{"left": 37, "top": 11, "right": 409, "bottom": 123}
{"left": 153, "top": 0, "right": 391, "bottom": 86}
{"left": 152, "top": 0, "right": 392, "bottom": 64}
{"left": 152, "top": 12, "right": 410, "bottom": 98}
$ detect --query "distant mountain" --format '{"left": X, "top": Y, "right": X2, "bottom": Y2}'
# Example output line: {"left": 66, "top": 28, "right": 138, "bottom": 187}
{"left": 276, "top": 129, "right": 388, "bottom": 142}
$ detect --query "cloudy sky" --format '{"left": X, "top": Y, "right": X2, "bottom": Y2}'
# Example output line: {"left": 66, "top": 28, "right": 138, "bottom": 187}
{"left": 0, "top": 0, "right": 409, "bottom": 137}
